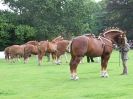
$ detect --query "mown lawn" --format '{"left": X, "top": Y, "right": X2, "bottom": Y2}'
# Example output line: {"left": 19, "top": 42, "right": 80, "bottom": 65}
{"left": 0, "top": 50, "right": 133, "bottom": 99}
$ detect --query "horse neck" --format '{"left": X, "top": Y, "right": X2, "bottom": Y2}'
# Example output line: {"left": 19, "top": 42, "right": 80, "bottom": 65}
{"left": 27, "top": 41, "right": 38, "bottom": 46}
{"left": 103, "top": 32, "right": 121, "bottom": 44}
{"left": 47, "top": 42, "right": 56, "bottom": 52}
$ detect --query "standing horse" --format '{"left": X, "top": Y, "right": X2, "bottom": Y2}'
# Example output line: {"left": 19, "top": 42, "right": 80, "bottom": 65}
{"left": 37, "top": 41, "right": 57, "bottom": 65}
{"left": 69, "top": 28, "right": 127, "bottom": 80}
{"left": 7, "top": 45, "right": 25, "bottom": 62}
{"left": 51, "top": 40, "right": 70, "bottom": 64}
{"left": 24, "top": 41, "right": 39, "bottom": 63}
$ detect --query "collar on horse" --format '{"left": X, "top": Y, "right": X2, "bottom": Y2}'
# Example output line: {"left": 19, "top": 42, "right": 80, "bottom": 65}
{"left": 98, "top": 36, "right": 113, "bottom": 48}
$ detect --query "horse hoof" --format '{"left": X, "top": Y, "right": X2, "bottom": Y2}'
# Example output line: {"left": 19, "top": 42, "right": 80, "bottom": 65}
{"left": 74, "top": 76, "right": 79, "bottom": 80}
{"left": 55, "top": 61, "right": 61, "bottom": 65}
{"left": 100, "top": 71, "right": 109, "bottom": 78}
{"left": 70, "top": 76, "right": 79, "bottom": 80}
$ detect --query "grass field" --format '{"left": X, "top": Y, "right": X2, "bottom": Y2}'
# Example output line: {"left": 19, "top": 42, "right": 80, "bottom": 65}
{"left": 0, "top": 50, "right": 133, "bottom": 99}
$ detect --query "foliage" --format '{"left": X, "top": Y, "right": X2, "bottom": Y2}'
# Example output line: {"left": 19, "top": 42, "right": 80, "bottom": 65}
{"left": 0, "top": 11, "right": 36, "bottom": 50}
{"left": 0, "top": 15, "right": 15, "bottom": 50}
{"left": 15, "top": 25, "right": 36, "bottom": 44}
{"left": 3, "top": 0, "right": 101, "bottom": 37}
{"left": 103, "top": 0, "right": 133, "bottom": 39}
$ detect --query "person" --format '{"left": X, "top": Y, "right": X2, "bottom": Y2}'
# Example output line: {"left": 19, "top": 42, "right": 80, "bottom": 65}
{"left": 119, "top": 42, "right": 130, "bottom": 75}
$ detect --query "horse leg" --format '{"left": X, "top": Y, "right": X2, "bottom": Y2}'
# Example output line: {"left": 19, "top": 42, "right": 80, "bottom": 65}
{"left": 24, "top": 53, "right": 30, "bottom": 64}
{"left": 46, "top": 53, "right": 50, "bottom": 62}
{"left": 52, "top": 53, "right": 57, "bottom": 64}
{"left": 70, "top": 56, "right": 82, "bottom": 80}
{"left": 38, "top": 52, "right": 45, "bottom": 66}
{"left": 55, "top": 56, "right": 61, "bottom": 65}
{"left": 64, "top": 52, "right": 68, "bottom": 63}
{"left": 101, "top": 55, "right": 110, "bottom": 77}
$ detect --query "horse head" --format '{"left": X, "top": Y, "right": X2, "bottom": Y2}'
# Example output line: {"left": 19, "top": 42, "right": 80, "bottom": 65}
{"left": 101, "top": 27, "right": 127, "bottom": 47}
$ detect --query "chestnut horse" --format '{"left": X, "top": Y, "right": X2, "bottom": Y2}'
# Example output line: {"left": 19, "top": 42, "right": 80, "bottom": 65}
{"left": 24, "top": 41, "right": 39, "bottom": 63}
{"left": 37, "top": 41, "right": 57, "bottom": 65}
{"left": 69, "top": 28, "right": 127, "bottom": 80}
{"left": 51, "top": 40, "right": 70, "bottom": 64}
{"left": 7, "top": 45, "right": 25, "bottom": 62}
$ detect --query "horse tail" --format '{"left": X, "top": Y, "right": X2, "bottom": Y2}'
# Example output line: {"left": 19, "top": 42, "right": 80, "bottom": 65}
{"left": 66, "top": 41, "right": 72, "bottom": 53}
{"left": 4, "top": 50, "right": 8, "bottom": 60}
{"left": 70, "top": 39, "right": 74, "bottom": 53}
{"left": 4, "top": 47, "right": 10, "bottom": 60}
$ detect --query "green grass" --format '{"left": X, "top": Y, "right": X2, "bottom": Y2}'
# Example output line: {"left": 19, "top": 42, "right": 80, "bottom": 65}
{"left": 0, "top": 50, "right": 133, "bottom": 99}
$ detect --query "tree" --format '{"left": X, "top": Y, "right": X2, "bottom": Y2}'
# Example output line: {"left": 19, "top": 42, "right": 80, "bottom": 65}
{"left": 3, "top": 0, "right": 102, "bottom": 39}
{"left": 104, "top": 0, "right": 133, "bottom": 39}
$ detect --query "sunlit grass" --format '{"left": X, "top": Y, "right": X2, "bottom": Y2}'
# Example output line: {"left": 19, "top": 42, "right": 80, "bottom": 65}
{"left": 0, "top": 50, "right": 133, "bottom": 99}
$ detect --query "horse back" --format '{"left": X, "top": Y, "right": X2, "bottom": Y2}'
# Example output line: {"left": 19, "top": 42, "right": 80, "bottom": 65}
{"left": 71, "top": 36, "right": 104, "bottom": 57}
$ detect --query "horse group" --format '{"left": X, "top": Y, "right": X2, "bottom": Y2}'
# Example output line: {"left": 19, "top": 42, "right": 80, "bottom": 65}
{"left": 4, "top": 28, "right": 128, "bottom": 80}
{"left": 4, "top": 36, "right": 70, "bottom": 65}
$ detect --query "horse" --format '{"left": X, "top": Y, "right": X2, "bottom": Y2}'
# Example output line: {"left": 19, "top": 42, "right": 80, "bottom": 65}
{"left": 7, "top": 45, "right": 25, "bottom": 62}
{"left": 24, "top": 41, "right": 39, "bottom": 63}
{"left": 24, "top": 44, "right": 38, "bottom": 63}
{"left": 37, "top": 41, "right": 57, "bottom": 65}
{"left": 69, "top": 28, "right": 127, "bottom": 80}
{"left": 51, "top": 40, "right": 70, "bottom": 64}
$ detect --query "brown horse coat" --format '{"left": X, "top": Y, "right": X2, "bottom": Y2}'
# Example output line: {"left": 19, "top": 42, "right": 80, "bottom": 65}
{"left": 24, "top": 44, "right": 38, "bottom": 57}
{"left": 71, "top": 36, "right": 112, "bottom": 57}
{"left": 50, "top": 40, "right": 70, "bottom": 64}
{"left": 7, "top": 45, "right": 25, "bottom": 62}
{"left": 69, "top": 28, "right": 127, "bottom": 80}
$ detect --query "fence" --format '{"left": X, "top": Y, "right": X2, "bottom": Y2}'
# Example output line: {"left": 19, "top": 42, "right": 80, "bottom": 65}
{"left": 0, "top": 51, "right": 4, "bottom": 59}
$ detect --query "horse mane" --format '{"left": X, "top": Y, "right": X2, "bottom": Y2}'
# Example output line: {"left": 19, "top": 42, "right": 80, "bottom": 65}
{"left": 52, "top": 36, "right": 64, "bottom": 43}
{"left": 26, "top": 40, "right": 39, "bottom": 46}
{"left": 84, "top": 33, "right": 95, "bottom": 37}
{"left": 102, "top": 27, "right": 125, "bottom": 36}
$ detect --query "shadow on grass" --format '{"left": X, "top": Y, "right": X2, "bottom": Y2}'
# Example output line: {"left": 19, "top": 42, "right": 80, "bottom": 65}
{"left": 0, "top": 89, "right": 16, "bottom": 96}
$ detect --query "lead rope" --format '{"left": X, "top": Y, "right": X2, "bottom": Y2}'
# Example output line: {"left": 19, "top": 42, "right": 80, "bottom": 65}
{"left": 119, "top": 50, "right": 121, "bottom": 67}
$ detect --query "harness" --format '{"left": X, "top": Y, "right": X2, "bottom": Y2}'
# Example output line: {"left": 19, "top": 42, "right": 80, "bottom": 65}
{"left": 98, "top": 36, "right": 113, "bottom": 48}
